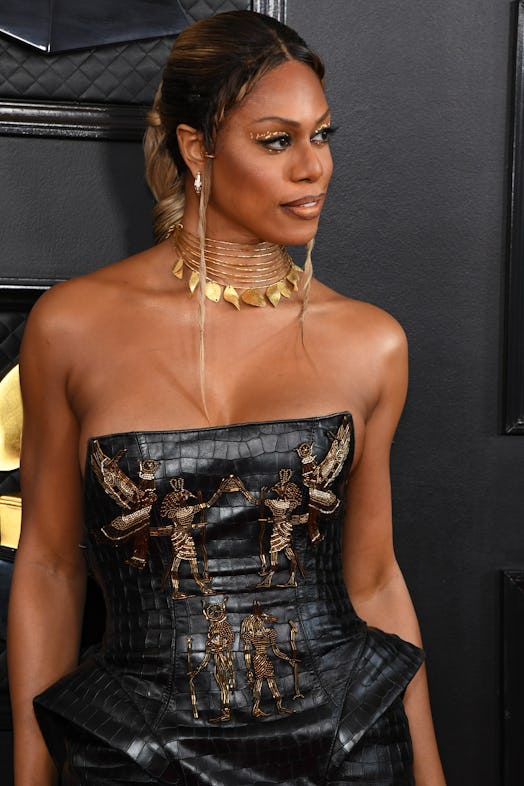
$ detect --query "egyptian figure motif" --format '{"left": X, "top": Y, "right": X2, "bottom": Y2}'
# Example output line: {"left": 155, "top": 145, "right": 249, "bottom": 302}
{"left": 91, "top": 414, "right": 351, "bottom": 595}
{"left": 240, "top": 601, "right": 300, "bottom": 718}
{"left": 90, "top": 440, "right": 160, "bottom": 568}
{"left": 156, "top": 475, "right": 247, "bottom": 600}
{"left": 256, "top": 470, "right": 309, "bottom": 589}
{"left": 157, "top": 478, "right": 217, "bottom": 600}
{"left": 296, "top": 416, "right": 352, "bottom": 543}
{"left": 186, "top": 598, "right": 235, "bottom": 723}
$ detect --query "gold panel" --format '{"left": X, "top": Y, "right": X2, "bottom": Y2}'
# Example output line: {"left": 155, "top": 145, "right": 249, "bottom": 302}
{"left": 0, "top": 493, "right": 22, "bottom": 549}
{"left": 0, "top": 364, "right": 23, "bottom": 471}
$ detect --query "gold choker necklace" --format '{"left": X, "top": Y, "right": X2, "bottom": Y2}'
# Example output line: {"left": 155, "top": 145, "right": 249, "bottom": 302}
{"left": 171, "top": 223, "right": 302, "bottom": 309}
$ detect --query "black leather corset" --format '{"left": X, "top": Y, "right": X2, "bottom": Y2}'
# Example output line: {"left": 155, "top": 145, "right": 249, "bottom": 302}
{"left": 34, "top": 414, "right": 424, "bottom": 785}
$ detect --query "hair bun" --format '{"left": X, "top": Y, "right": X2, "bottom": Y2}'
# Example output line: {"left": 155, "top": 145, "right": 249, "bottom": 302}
{"left": 146, "top": 109, "right": 162, "bottom": 128}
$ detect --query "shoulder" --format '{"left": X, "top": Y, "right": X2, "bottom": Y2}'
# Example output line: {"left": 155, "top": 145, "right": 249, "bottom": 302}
{"left": 21, "top": 244, "right": 167, "bottom": 371}
{"left": 24, "top": 244, "right": 165, "bottom": 339}
{"left": 309, "top": 278, "right": 408, "bottom": 361}
{"left": 306, "top": 279, "right": 408, "bottom": 419}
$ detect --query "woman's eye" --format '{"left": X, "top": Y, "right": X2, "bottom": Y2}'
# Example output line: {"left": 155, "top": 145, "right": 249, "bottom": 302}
{"left": 258, "top": 134, "right": 292, "bottom": 151}
{"left": 311, "top": 126, "right": 337, "bottom": 145}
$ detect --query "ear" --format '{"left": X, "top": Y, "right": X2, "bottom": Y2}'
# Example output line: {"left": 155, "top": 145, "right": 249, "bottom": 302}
{"left": 176, "top": 124, "right": 206, "bottom": 175}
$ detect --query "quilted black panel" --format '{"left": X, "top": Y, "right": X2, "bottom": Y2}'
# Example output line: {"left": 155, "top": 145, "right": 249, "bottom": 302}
{"left": 0, "top": 313, "right": 25, "bottom": 375}
{"left": 0, "top": 290, "right": 44, "bottom": 496}
{"left": 183, "top": 0, "right": 249, "bottom": 20}
{"left": 0, "top": 0, "right": 250, "bottom": 106}
{"left": 0, "top": 36, "right": 175, "bottom": 105}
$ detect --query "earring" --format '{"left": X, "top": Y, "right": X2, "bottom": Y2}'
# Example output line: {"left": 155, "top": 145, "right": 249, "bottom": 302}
{"left": 194, "top": 171, "right": 202, "bottom": 195}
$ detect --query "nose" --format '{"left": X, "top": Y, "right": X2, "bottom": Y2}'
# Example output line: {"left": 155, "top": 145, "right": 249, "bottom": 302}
{"left": 290, "top": 140, "right": 326, "bottom": 182}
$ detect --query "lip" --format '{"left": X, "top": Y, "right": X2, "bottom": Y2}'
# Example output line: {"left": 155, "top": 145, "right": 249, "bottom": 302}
{"left": 280, "top": 193, "right": 325, "bottom": 219}
{"left": 280, "top": 193, "right": 325, "bottom": 208}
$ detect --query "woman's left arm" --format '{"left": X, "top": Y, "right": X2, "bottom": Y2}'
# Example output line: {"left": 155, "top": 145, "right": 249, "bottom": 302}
{"left": 342, "top": 319, "right": 446, "bottom": 786}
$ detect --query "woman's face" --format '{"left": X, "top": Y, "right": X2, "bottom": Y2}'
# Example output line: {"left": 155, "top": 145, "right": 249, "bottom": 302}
{"left": 205, "top": 59, "right": 334, "bottom": 246}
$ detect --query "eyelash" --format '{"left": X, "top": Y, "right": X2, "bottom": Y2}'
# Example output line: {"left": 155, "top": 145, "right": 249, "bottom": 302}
{"left": 257, "top": 125, "right": 338, "bottom": 151}
{"left": 312, "top": 125, "right": 338, "bottom": 144}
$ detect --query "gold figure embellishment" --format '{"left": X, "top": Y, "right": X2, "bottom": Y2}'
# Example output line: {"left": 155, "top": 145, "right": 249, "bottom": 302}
{"left": 186, "top": 635, "right": 199, "bottom": 719}
{"left": 155, "top": 475, "right": 242, "bottom": 600}
{"left": 187, "top": 598, "right": 236, "bottom": 723}
{"left": 296, "top": 416, "right": 353, "bottom": 544}
{"left": 240, "top": 601, "right": 299, "bottom": 718}
{"left": 156, "top": 478, "right": 217, "bottom": 600}
{"left": 256, "top": 470, "right": 308, "bottom": 589}
{"left": 90, "top": 441, "right": 160, "bottom": 568}
{"left": 288, "top": 621, "right": 304, "bottom": 699}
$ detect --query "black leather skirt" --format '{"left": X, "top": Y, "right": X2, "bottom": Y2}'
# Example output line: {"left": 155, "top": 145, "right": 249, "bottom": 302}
{"left": 61, "top": 696, "right": 414, "bottom": 786}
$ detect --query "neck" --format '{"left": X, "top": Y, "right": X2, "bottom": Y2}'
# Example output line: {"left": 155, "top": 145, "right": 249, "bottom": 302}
{"left": 171, "top": 223, "right": 302, "bottom": 309}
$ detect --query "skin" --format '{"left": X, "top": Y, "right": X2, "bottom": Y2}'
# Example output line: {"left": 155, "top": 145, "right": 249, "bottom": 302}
{"left": 7, "top": 60, "right": 445, "bottom": 784}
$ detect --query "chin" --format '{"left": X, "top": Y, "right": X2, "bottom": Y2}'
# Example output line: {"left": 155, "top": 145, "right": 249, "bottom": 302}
{"left": 281, "top": 227, "right": 319, "bottom": 248}
{"left": 269, "top": 220, "right": 319, "bottom": 247}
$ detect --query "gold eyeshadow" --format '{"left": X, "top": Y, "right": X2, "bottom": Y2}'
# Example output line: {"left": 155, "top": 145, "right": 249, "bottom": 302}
{"left": 250, "top": 123, "right": 336, "bottom": 148}
{"left": 250, "top": 130, "right": 289, "bottom": 141}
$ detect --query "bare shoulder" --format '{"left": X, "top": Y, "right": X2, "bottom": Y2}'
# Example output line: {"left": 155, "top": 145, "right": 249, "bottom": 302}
{"left": 20, "top": 244, "right": 168, "bottom": 385}
{"left": 24, "top": 244, "right": 164, "bottom": 340}
{"left": 307, "top": 279, "right": 408, "bottom": 422}
{"left": 309, "top": 278, "right": 408, "bottom": 360}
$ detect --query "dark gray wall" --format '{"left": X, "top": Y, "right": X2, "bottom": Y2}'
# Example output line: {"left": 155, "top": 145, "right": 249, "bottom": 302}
{"left": 0, "top": 2, "right": 522, "bottom": 784}
{"left": 288, "top": 2, "right": 521, "bottom": 785}
{"left": 0, "top": 137, "right": 153, "bottom": 279}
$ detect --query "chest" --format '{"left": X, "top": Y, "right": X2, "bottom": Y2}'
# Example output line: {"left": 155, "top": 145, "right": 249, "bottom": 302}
{"left": 70, "top": 303, "right": 368, "bottom": 466}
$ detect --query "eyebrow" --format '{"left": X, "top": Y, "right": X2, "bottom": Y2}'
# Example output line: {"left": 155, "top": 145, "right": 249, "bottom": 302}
{"left": 253, "top": 109, "right": 330, "bottom": 127}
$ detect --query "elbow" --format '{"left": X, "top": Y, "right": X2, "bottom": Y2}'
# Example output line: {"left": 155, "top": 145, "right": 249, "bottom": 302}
{"left": 344, "top": 559, "right": 404, "bottom": 608}
{"left": 13, "top": 538, "right": 87, "bottom": 590}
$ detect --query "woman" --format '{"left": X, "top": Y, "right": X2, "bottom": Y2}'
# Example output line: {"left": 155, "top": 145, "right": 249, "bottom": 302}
{"left": 8, "top": 10, "right": 446, "bottom": 786}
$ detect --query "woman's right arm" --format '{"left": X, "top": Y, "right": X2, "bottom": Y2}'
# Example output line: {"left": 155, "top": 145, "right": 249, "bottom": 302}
{"left": 7, "top": 290, "right": 87, "bottom": 786}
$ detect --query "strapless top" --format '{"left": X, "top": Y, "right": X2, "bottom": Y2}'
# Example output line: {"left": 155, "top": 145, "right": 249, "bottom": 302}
{"left": 34, "top": 413, "right": 423, "bottom": 785}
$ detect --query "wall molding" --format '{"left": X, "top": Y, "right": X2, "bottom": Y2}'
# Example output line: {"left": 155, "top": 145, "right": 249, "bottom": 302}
{"left": 0, "top": 0, "right": 286, "bottom": 142}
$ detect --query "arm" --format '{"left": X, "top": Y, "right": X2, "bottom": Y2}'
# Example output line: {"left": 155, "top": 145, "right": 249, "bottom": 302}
{"left": 7, "top": 290, "right": 87, "bottom": 786}
{"left": 342, "top": 320, "right": 446, "bottom": 786}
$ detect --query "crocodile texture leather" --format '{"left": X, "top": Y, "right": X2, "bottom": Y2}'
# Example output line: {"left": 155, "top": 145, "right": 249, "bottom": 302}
{"left": 34, "top": 414, "right": 423, "bottom": 785}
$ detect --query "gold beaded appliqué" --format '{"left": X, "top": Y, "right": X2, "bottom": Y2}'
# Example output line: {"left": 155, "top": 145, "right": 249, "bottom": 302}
{"left": 240, "top": 601, "right": 300, "bottom": 718}
{"left": 186, "top": 599, "right": 302, "bottom": 723}
{"left": 92, "top": 417, "right": 352, "bottom": 586}
{"left": 187, "top": 597, "right": 236, "bottom": 722}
